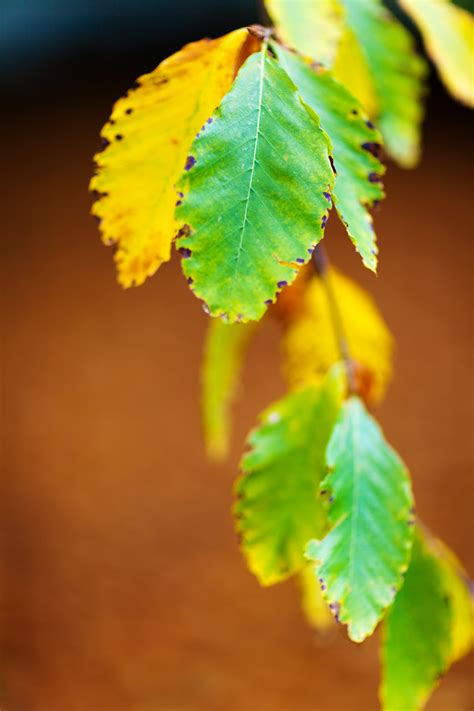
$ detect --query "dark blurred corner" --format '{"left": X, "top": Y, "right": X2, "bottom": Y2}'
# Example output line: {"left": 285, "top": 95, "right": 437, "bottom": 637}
{"left": 1, "top": 2, "right": 473, "bottom": 710}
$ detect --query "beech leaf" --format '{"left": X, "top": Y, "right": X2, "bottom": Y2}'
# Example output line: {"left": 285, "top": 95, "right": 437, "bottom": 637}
{"left": 176, "top": 45, "right": 335, "bottom": 322}
{"left": 235, "top": 369, "right": 344, "bottom": 586}
{"left": 202, "top": 319, "right": 257, "bottom": 461}
{"left": 91, "top": 28, "right": 257, "bottom": 287}
{"left": 400, "top": 0, "right": 474, "bottom": 107}
{"left": 306, "top": 397, "right": 414, "bottom": 642}
{"left": 274, "top": 43, "right": 385, "bottom": 272}
{"left": 283, "top": 269, "right": 393, "bottom": 405}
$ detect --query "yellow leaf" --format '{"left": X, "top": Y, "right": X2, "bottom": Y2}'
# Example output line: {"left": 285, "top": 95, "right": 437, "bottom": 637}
{"left": 202, "top": 319, "right": 257, "bottom": 461}
{"left": 282, "top": 269, "right": 393, "bottom": 404}
{"left": 298, "top": 563, "right": 335, "bottom": 632}
{"left": 400, "top": 0, "right": 474, "bottom": 107}
{"left": 426, "top": 533, "right": 474, "bottom": 663}
{"left": 332, "top": 29, "right": 378, "bottom": 117}
{"left": 91, "top": 29, "right": 258, "bottom": 287}
{"left": 265, "top": 0, "right": 345, "bottom": 66}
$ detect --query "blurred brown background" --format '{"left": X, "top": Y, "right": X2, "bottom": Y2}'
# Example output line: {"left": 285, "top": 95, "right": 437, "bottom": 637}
{"left": 1, "top": 2, "right": 473, "bottom": 709}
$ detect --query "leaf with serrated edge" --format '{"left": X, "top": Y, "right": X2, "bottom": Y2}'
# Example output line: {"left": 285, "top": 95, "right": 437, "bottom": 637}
{"left": 306, "top": 396, "right": 414, "bottom": 642}
{"left": 202, "top": 319, "right": 257, "bottom": 461}
{"left": 176, "top": 45, "right": 334, "bottom": 322}
{"left": 91, "top": 28, "right": 257, "bottom": 287}
{"left": 265, "top": 0, "right": 345, "bottom": 67}
{"left": 235, "top": 368, "right": 345, "bottom": 586}
{"left": 274, "top": 43, "right": 385, "bottom": 272}
{"left": 400, "top": 0, "right": 474, "bottom": 108}
{"left": 338, "top": 0, "right": 427, "bottom": 168}
{"left": 283, "top": 269, "right": 393, "bottom": 405}
{"left": 380, "top": 529, "right": 452, "bottom": 711}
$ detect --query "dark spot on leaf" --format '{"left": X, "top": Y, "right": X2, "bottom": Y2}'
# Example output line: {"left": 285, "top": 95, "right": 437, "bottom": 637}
{"left": 366, "top": 119, "right": 375, "bottom": 129}
{"left": 176, "top": 224, "right": 191, "bottom": 239}
{"left": 329, "top": 496, "right": 334, "bottom": 503}
{"left": 329, "top": 155, "right": 337, "bottom": 175}
{"left": 93, "top": 215, "right": 102, "bottom": 225}
{"left": 264, "top": 299, "right": 273, "bottom": 305}
{"left": 296, "top": 258, "right": 305, "bottom": 264}
{"left": 125, "top": 108, "right": 133, "bottom": 115}
{"left": 175, "top": 200, "right": 182, "bottom": 206}
{"left": 207, "top": 117, "right": 213, "bottom": 124}
{"left": 361, "top": 141, "right": 381, "bottom": 158}
{"left": 101, "top": 137, "right": 110, "bottom": 148}
{"left": 323, "top": 192, "right": 332, "bottom": 203}
{"left": 368, "top": 172, "right": 382, "bottom": 183}
{"left": 321, "top": 215, "right": 328, "bottom": 229}
{"left": 185, "top": 155, "right": 196, "bottom": 171}
{"left": 115, "top": 134, "right": 123, "bottom": 141}
{"left": 178, "top": 247, "right": 192, "bottom": 258}
{"left": 187, "top": 277, "right": 194, "bottom": 285}
{"left": 277, "top": 281, "right": 287, "bottom": 289}
{"left": 320, "top": 490, "right": 327, "bottom": 496}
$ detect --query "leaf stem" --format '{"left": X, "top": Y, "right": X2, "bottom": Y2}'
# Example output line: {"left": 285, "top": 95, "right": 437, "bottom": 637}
{"left": 313, "top": 244, "right": 356, "bottom": 394}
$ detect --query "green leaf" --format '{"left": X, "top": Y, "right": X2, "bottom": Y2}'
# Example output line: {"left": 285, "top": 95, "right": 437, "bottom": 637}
{"left": 380, "top": 530, "right": 452, "bottom": 711}
{"left": 235, "top": 368, "right": 345, "bottom": 586}
{"left": 306, "top": 397, "right": 414, "bottom": 642}
{"left": 202, "top": 319, "right": 257, "bottom": 461}
{"left": 273, "top": 43, "right": 385, "bottom": 272}
{"left": 176, "top": 45, "right": 335, "bottom": 323}
{"left": 339, "top": 0, "right": 427, "bottom": 168}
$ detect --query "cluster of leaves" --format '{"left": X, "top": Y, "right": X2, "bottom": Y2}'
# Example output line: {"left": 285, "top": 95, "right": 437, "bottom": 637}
{"left": 91, "top": 1, "right": 473, "bottom": 709}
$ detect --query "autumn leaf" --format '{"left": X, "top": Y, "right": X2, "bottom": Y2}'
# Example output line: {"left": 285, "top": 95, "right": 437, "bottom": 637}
{"left": 91, "top": 28, "right": 258, "bottom": 287}
{"left": 282, "top": 269, "right": 393, "bottom": 405}
{"left": 274, "top": 43, "right": 385, "bottom": 272}
{"left": 265, "top": 0, "right": 345, "bottom": 66}
{"left": 202, "top": 319, "right": 257, "bottom": 461}
{"left": 235, "top": 368, "right": 344, "bottom": 586}
{"left": 400, "top": 0, "right": 474, "bottom": 107}
{"left": 306, "top": 397, "right": 414, "bottom": 643}
{"left": 264, "top": 0, "right": 428, "bottom": 167}
{"left": 176, "top": 44, "right": 334, "bottom": 322}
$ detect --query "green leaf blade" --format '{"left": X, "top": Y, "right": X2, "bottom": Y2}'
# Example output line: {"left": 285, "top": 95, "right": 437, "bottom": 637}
{"left": 235, "top": 369, "right": 345, "bottom": 586}
{"left": 380, "top": 530, "right": 452, "bottom": 711}
{"left": 341, "top": 0, "right": 428, "bottom": 168}
{"left": 306, "top": 397, "right": 414, "bottom": 642}
{"left": 273, "top": 44, "right": 385, "bottom": 271}
{"left": 176, "top": 47, "right": 335, "bottom": 322}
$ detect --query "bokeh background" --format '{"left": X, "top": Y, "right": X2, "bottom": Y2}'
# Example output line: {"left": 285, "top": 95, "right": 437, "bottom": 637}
{"left": 2, "top": 1, "right": 473, "bottom": 709}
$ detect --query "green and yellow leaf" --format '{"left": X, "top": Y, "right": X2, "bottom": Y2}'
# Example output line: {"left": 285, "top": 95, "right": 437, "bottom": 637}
{"left": 338, "top": 0, "right": 427, "bottom": 168}
{"left": 298, "top": 562, "right": 335, "bottom": 632}
{"left": 274, "top": 43, "right": 385, "bottom": 272}
{"left": 283, "top": 269, "right": 393, "bottom": 404}
{"left": 91, "top": 28, "right": 257, "bottom": 287}
{"left": 202, "top": 319, "right": 257, "bottom": 461}
{"left": 306, "top": 397, "right": 414, "bottom": 642}
{"left": 265, "top": 0, "right": 345, "bottom": 66}
{"left": 176, "top": 45, "right": 335, "bottom": 322}
{"left": 235, "top": 368, "right": 345, "bottom": 586}
{"left": 400, "top": 0, "right": 474, "bottom": 107}
{"left": 265, "top": 0, "right": 428, "bottom": 167}
{"left": 380, "top": 530, "right": 452, "bottom": 711}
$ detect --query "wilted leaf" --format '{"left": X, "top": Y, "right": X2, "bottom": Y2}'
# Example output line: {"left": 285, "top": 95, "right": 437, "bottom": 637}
{"left": 401, "top": 0, "right": 474, "bottom": 107}
{"left": 235, "top": 368, "right": 344, "bottom": 586}
{"left": 380, "top": 530, "right": 452, "bottom": 711}
{"left": 265, "top": 0, "right": 345, "bottom": 66}
{"left": 298, "top": 563, "right": 335, "bottom": 632}
{"left": 283, "top": 269, "right": 393, "bottom": 405}
{"left": 306, "top": 397, "right": 414, "bottom": 642}
{"left": 91, "top": 28, "right": 257, "bottom": 287}
{"left": 274, "top": 44, "right": 385, "bottom": 272}
{"left": 176, "top": 45, "right": 335, "bottom": 322}
{"left": 202, "top": 319, "right": 257, "bottom": 461}
{"left": 338, "top": 0, "right": 427, "bottom": 167}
